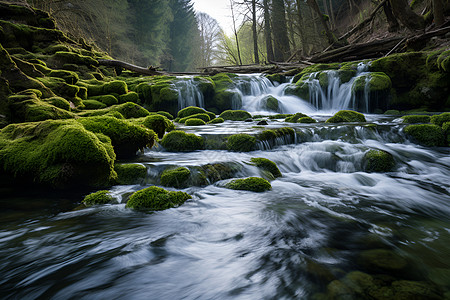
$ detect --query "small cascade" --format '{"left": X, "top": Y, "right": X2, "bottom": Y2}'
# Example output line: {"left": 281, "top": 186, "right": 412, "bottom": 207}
{"left": 174, "top": 78, "right": 205, "bottom": 110}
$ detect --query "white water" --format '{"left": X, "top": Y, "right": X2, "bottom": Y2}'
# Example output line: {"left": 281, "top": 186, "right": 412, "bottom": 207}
{"left": 174, "top": 78, "right": 205, "bottom": 110}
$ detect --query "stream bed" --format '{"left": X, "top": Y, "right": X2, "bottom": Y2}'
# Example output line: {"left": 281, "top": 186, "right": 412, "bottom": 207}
{"left": 1, "top": 114, "right": 449, "bottom": 299}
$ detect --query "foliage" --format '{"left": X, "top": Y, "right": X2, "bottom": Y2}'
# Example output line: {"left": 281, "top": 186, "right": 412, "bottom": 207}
{"left": 125, "top": 186, "right": 191, "bottom": 210}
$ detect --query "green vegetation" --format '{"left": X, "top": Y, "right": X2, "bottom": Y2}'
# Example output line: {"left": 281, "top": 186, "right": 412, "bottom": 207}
{"left": 261, "top": 95, "right": 279, "bottom": 112}
{"left": 219, "top": 109, "right": 252, "bottom": 121}
{"left": 82, "top": 190, "right": 116, "bottom": 206}
{"left": 125, "top": 186, "right": 191, "bottom": 210}
{"left": 114, "top": 163, "right": 147, "bottom": 185}
{"left": 258, "top": 127, "right": 295, "bottom": 142}
{"left": 225, "top": 177, "right": 272, "bottom": 192}
{"left": 160, "top": 167, "right": 190, "bottom": 188}
{"left": 207, "top": 117, "right": 224, "bottom": 124}
{"left": 326, "top": 110, "right": 366, "bottom": 123}
{"left": 185, "top": 118, "right": 206, "bottom": 126}
{"left": 404, "top": 124, "right": 445, "bottom": 147}
{"left": 285, "top": 112, "right": 309, "bottom": 122}
{"left": 401, "top": 115, "right": 431, "bottom": 123}
{"left": 363, "top": 149, "right": 395, "bottom": 172}
{"left": 177, "top": 106, "right": 210, "bottom": 118}
{"left": 250, "top": 157, "right": 282, "bottom": 178}
{"left": 227, "top": 134, "right": 256, "bottom": 152}
{"left": 430, "top": 112, "right": 450, "bottom": 126}
{"left": 160, "top": 130, "right": 204, "bottom": 152}
{"left": 179, "top": 113, "right": 210, "bottom": 123}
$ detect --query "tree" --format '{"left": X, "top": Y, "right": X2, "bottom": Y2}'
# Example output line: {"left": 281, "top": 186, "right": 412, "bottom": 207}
{"left": 388, "top": 0, "right": 425, "bottom": 31}
{"left": 251, "top": 0, "right": 260, "bottom": 64}
{"left": 271, "top": 0, "right": 290, "bottom": 61}
{"left": 196, "top": 13, "right": 221, "bottom": 67}
{"left": 230, "top": 0, "right": 243, "bottom": 65}
{"left": 306, "top": 0, "right": 336, "bottom": 45}
{"left": 432, "top": 0, "right": 445, "bottom": 27}
{"left": 263, "top": 0, "right": 274, "bottom": 61}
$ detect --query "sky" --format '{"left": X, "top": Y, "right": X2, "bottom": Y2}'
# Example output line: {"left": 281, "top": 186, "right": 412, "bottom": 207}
{"left": 192, "top": 0, "right": 234, "bottom": 34}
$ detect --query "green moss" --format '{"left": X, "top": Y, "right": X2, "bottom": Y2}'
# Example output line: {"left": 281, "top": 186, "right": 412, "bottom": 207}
{"left": 0, "top": 119, "right": 116, "bottom": 188}
{"left": 364, "top": 149, "right": 395, "bottom": 172}
{"left": 443, "top": 122, "right": 450, "bottom": 145}
{"left": 284, "top": 82, "right": 309, "bottom": 99}
{"left": 404, "top": 124, "right": 445, "bottom": 147}
{"left": 103, "top": 80, "right": 127, "bottom": 95}
{"left": 138, "top": 114, "right": 174, "bottom": 139}
{"left": 77, "top": 116, "right": 157, "bottom": 158}
{"left": 401, "top": 115, "right": 431, "bottom": 124}
{"left": 352, "top": 73, "right": 392, "bottom": 93}
{"left": 430, "top": 112, "right": 450, "bottom": 127}
{"left": 292, "top": 63, "right": 340, "bottom": 83}
{"left": 219, "top": 110, "right": 252, "bottom": 121}
{"left": 160, "top": 130, "right": 204, "bottom": 152}
{"left": 52, "top": 51, "right": 98, "bottom": 67}
{"left": 92, "top": 95, "right": 118, "bottom": 106}
{"left": 200, "top": 163, "right": 236, "bottom": 183}
{"left": 261, "top": 95, "right": 279, "bottom": 112}
{"left": 114, "top": 163, "right": 147, "bottom": 185}
{"left": 177, "top": 106, "right": 209, "bottom": 118}
{"left": 225, "top": 177, "right": 271, "bottom": 192}
{"left": 384, "top": 109, "right": 400, "bottom": 115}
{"left": 42, "top": 96, "right": 70, "bottom": 111}
{"left": 208, "top": 117, "right": 224, "bottom": 124}
{"left": 326, "top": 110, "right": 366, "bottom": 123}
{"left": 78, "top": 102, "right": 150, "bottom": 119}
{"left": 227, "top": 134, "right": 256, "bottom": 152}
{"left": 179, "top": 113, "right": 210, "bottom": 123}
{"left": 82, "top": 100, "right": 107, "bottom": 110}
{"left": 185, "top": 118, "right": 206, "bottom": 126}
{"left": 77, "top": 86, "right": 88, "bottom": 100}
{"left": 155, "top": 111, "right": 173, "bottom": 120}
{"left": 118, "top": 92, "right": 139, "bottom": 104}
{"left": 160, "top": 167, "right": 190, "bottom": 188}
{"left": 82, "top": 190, "right": 116, "bottom": 206}
{"left": 266, "top": 73, "right": 285, "bottom": 84}
{"left": 285, "top": 112, "right": 309, "bottom": 122}
{"left": 250, "top": 157, "right": 282, "bottom": 178}
{"left": 48, "top": 70, "right": 79, "bottom": 84}
{"left": 298, "top": 116, "right": 316, "bottom": 123}
{"left": 125, "top": 186, "right": 191, "bottom": 211}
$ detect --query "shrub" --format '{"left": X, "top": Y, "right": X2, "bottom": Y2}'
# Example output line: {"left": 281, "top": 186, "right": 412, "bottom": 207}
{"left": 185, "top": 118, "right": 206, "bottom": 126}
{"left": 160, "top": 167, "right": 190, "bottom": 188}
{"left": 250, "top": 158, "right": 282, "bottom": 178}
{"left": 160, "top": 130, "right": 204, "bottom": 152}
{"left": 82, "top": 190, "right": 116, "bottom": 206}
{"left": 404, "top": 124, "right": 445, "bottom": 147}
{"left": 227, "top": 134, "right": 256, "bottom": 152}
{"left": 125, "top": 186, "right": 191, "bottom": 210}
{"left": 363, "top": 149, "right": 395, "bottom": 172}
{"left": 225, "top": 177, "right": 272, "bottom": 192}
{"left": 326, "top": 110, "right": 366, "bottom": 123}
{"left": 219, "top": 109, "right": 252, "bottom": 121}
{"left": 401, "top": 115, "right": 431, "bottom": 124}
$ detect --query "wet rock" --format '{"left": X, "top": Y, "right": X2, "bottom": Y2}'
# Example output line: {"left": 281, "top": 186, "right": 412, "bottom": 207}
{"left": 257, "top": 120, "right": 268, "bottom": 125}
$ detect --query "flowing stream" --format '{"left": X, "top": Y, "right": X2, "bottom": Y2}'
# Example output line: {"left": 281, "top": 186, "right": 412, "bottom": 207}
{"left": 1, "top": 74, "right": 450, "bottom": 299}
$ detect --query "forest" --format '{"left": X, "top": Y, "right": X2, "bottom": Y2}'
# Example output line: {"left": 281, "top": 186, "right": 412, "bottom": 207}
{"left": 24, "top": 0, "right": 450, "bottom": 72}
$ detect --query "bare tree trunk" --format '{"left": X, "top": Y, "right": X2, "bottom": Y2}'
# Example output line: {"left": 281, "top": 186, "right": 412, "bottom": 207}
{"left": 388, "top": 0, "right": 425, "bottom": 31}
{"left": 230, "top": 0, "right": 243, "bottom": 65}
{"left": 295, "top": 0, "right": 308, "bottom": 55}
{"left": 272, "top": 0, "right": 291, "bottom": 61}
{"left": 252, "top": 0, "right": 260, "bottom": 64}
{"left": 328, "top": 0, "right": 336, "bottom": 30}
{"left": 383, "top": 1, "right": 400, "bottom": 32}
{"left": 263, "top": 0, "right": 274, "bottom": 61}
{"left": 432, "top": 0, "right": 444, "bottom": 26}
{"left": 286, "top": 0, "right": 297, "bottom": 51}
{"left": 306, "top": 0, "right": 336, "bottom": 44}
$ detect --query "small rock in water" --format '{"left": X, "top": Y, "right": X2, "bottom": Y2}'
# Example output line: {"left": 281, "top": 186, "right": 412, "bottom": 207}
{"left": 244, "top": 118, "right": 253, "bottom": 122}
{"left": 257, "top": 120, "right": 268, "bottom": 125}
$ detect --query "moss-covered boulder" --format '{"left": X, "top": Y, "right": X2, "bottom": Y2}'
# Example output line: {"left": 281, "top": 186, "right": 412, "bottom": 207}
{"left": 125, "top": 186, "right": 191, "bottom": 211}
{"left": 160, "top": 167, "right": 190, "bottom": 188}
{"left": 160, "top": 130, "right": 204, "bottom": 152}
{"left": 430, "top": 112, "right": 450, "bottom": 127}
{"left": 82, "top": 190, "right": 117, "bottom": 206}
{"left": 298, "top": 116, "right": 316, "bottom": 123}
{"left": 114, "top": 163, "right": 147, "bottom": 185}
{"left": 103, "top": 80, "right": 127, "bottom": 95}
{"left": 83, "top": 99, "right": 107, "bottom": 110}
{"left": 404, "top": 124, "right": 446, "bottom": 147}
{"left": 200, "top": 163, "right": 237, "bottom": 184}
{"left": 208, "top": 117, "right": 224, "bottom": 124}
{"left": 352, "top": 73, "right": 392, "bottom": 93}
{"left": 285, "top": 112, "right": 309, "bottom": 123}
{"left": 284, "top": 81, "right": 310, "bottom": 100}
{"left": 225, "top": 177, "right": 272, "bottom": 192}
{"left": 363, "top": 149, "right": 395, "bottom": 172}
{"left": 227, "top": 134, "right": 256, "bottom": 152}
{"left": 401, "top": 115, "right": 431, "bottom": 124}
{"left": 185, "top": 118, "right": 206, "bottom": 126}
{"left": 118, "top": 91, "right": 139, "bottom": 104}
{"left": 219, "top": 110, "right": 252, "bottom": 121}
{"left": 257, "top": 127, "right": 296, "bottom": 145}
{"left": 177, "top": 106, "right": 208, "bottom": 118}
{"left": 250, "top": 157, "right": 282, "bottom": 178}
{"left": 91, "top": 94, "right": 118, "bottom": 107}
{"left": 266, "top": 73, "right": 285, "bottom": 84}
{"left": 43, "top": 96, "right": 71, "bottom": 111}
{"left": 78, "top": 102, "right": 150, "bottom": 119}
{"left": 179, "top": 113, "right": 210, "bottom": 123}
{"left": 0, "top": 119, "right": 116, "bottom": 188}
{"left": 326, "top": 110, "right": 366, "bottom": 123}
{"left": 77, "top": 116, "right": 157, "bottom": 158}
{"left": 52, "top": 51, "right": 98, "bottom": 67}
{"left": 261, "top": 95, "right": 279, "bottom": 112}
{"left": 132, "top": 114, "right": 173, "bottom": 139}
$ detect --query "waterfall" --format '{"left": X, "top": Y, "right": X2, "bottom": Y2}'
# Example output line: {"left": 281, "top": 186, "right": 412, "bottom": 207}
{"left": 174, "top": 78, "right": 205, "bottom": 110}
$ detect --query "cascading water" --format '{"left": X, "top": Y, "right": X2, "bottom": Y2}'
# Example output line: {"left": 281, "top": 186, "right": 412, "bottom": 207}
{"left": 174, "top": 78, "right": 205, "bottom": 110}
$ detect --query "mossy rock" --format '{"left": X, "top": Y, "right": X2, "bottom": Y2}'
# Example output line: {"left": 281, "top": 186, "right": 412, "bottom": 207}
{"left": 284, "top": 82, "right": 309, "bottom": 100}
{"left": 443, "top": 122, "right": 450, "bottom": 145}
{"left": 82, "top": 190, "right": 117, "bottom": 206}
{"left": 227, "top": 134, "right": 256, "bottom": 152}
{"left": 92, "top": 95, "right": 118, "bottom": 106}
{"left": 103, "top": 80, "right": 127, "bottom": 95}
{"left": 154, "top": 111, "right": 173, "bottom": 120}
{"left": 266, "top": 73, "right": 285, "bottom": 84}
{"left": 41, "top": 96, "right": 70, "bottom": 111}
{"left": 352, "top": 72, "right": 392, "bottom": 93}
{"left": 298, "top": 116, "right": 316, "bottom": 123}
{"left": 285, "top": 112, "right": 309, "bottom": 122}
{"left": 160, "top": 167, "right": 190, "bottom": 188}
{"left": 219, "top": 110, "right": 252, "bottom": 121}
{"left": 363, "top": 149, "right": 395, "bottom": 172}
{"left": 185, "top": 118, "right": 206, "bottom": 126}
{"left": 82, "top": 100, "right": 107, "bottom": 110}
{"left": 114, "top": 163, "right": 147, "bottom": 185}
{"left": 48, "top": 70, "right": 79, "bottom": 85}
{"left": 78, "top": 102, "right": 150, "bottom": 119}
{"left": 326, "top": 110, "right": 366, "bottom": 123}
{"left": 133, "top": 114, "right": 174, "bottom": 139}
{"left": 179, "top": 113, "right": 210, "bottom": 123}
{"left": 160, "top": 130, "right": 204, "bottom": 152}
{"left": 200, "top": 163, "right": 237, "bottom": 183}
{"left": 250, "top": 157, "right": 282, "bottom": 178}
{"left": 0, "top": 119, "right": 116, "bottom": 188}
{"left": 177, "top": 106, "right": 209, "bottom": 118}
{"left": 77, "top": 116, "right": 157, "bottom": 158}
{"left": 125, "top": 186, "right": 191, "bottom": 211}
{"left": 52, "top": 51, "right": 98, "bottom": 67}
{"left": 261, "top": 95, "right": 279, "bottom": 112}
{"left": 225, "top": 177, "right": 272, "bottom": 192}
{"left": 213, "top": 90, "right": 242, "bottom": 112}
{"left": 430, "top": 112, "right": 450, "bottom": 127}
{"left": 208, "top": 117, "right": 224, "bottom": 124}
{"left": 404, "top": 124, "right": 445, "bottom": 147}
{"left": 193, "top": 76, "right": 215, "bottom": 99}
{"left": 118, "top": 92, "right": 139, "bottom": 104}
{"left": 258, "top": 127, "right": 295, "bottom": 143}
{"left": 401, "top": 115, "right": 431, "bottom": 124}
{"left": 384, "top": 109, "right": 400, "bottom": 115}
